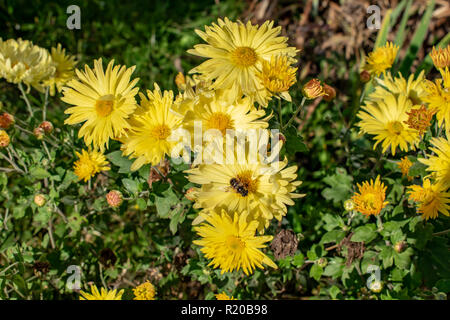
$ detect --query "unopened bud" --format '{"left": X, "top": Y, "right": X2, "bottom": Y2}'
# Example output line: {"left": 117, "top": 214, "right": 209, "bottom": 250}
{"left": 33, "top": 127, "right": 45, "bottom": 140}
{"left": 106, "top": 190, "right": 123, "bottom": 208}
{"left": 344, "top": 199, "right": 355, "bottom": 211}
{"left": 323, "top": 84, "right": 336, "bottom": 102}
{"left": 39, "top": 121, "right": 53, "bottom": 134}
{"left": 317, "top": 257, "right": 328, "bottom": 268}
{"left": 302, "top": 79, "right": 325, "bottom": 99}
{"left": 394, "top": 241, "right": 407, "bottom": 253}
{"left": 0, "top": 130, "right": 10, "bottom": 148}
{"left": 0, "top": 112, "right": 15, "bottom": 129}
{"left": 185, "top": 187, "right": 197, "bottom": 201}
{"left": 34, "top": 194, "right": 46, "bottom": 207}
{"left": 175, "top": 72, "right": 186, "bottom": 90}
{"left": 368, "top": 281, "right": 383, "bottom": 293}
{"left": 360, "top": 70, "right": 371, "bottom": 83}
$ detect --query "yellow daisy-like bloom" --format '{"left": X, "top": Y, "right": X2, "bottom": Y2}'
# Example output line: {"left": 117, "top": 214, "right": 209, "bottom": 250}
{"left": 188, "top": 18, "right": 298, "bottom": 106}
{"left": 45, "top": 44, "right": 76, "bottom": 96}
{"left": 215, "top": 292, "right": 236, "bottom": 300}
{"left": 351, "top": 176, "right": 388, "bottom": 216}
{"left": 186, "top": 131, "right": 304, "bottom": 232}
{"left": 0, "top": 38, "right": 54, "bottom": 91}
{"left": 397, "top": 156, "right": 413, "bottom": 181}
{"left": 257, "top": 55, "right": 297, "bottom": 102}
{"left": 79, "top": 284, "right": 124, "bottom": 300}
{"left": 430, "top": 45, "right": 450, "bottom": 70}
{"left": 371, "top": 71, "right": 425, "bottom": 105}
{"left": 408, "top": 179, "right": 450, "bottom": 220}
{"left": 364, "top": 42, "right": 399, "bottom": 76}
{"left": 418, "top": 136, "right": 450, "bottom": 187}
{"left": 62, "top": 59, "right": 139, "bottom": 151}
{"left": 193, "top": 209, "right": 277, "bottom": 275}
{"left": 120, "top": 84, "right": 182, "bottom": 170}
{"left": 357, "top": 93, "right": 420, "bottom": 155}
{"left": 133, "top": 281, "right": 156, "bottom": 300}
{"left": 421, "top": 77, "right": 450, "bottom": 135}
{"left": 73, "top": 149, "right": 110, "bottom": 182}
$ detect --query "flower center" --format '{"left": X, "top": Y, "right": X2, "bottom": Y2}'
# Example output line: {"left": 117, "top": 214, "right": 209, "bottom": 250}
{"left": 387, "top": 121, "right": 404, "bottom": 136}
{"left": 95, "top": 95, "right": 114, "bottom": 117}
{"left": 361, "top": 192, "right": 378, "bottom": 210}
{"left": 229, "top": 170, "right": 258, "bottom": 197}
{"left": 226, "top": 235, "right": 245, "bottom": 253}
{"left": 230, "top": 47, "right": 257, "bottom": 68}
{"left": 207, "top": 112, "right": 233, "bottom": 135}
{"left": 150, "top": 124, "right": 171, "bottom": 140}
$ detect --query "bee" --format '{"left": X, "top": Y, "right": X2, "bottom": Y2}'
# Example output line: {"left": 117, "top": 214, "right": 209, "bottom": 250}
{"left": 229, "top": 178, "right": 249, "bottom": 197}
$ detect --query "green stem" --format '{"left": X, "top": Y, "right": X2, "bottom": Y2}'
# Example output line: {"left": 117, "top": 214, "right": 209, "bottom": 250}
{"left": 432, "top": 229, "right": 450, "bottom": 237}
{"left": 278, "top": 99, "right": 283, "bottom": 128}
{"left": 18, "top": 83, "right": 33, "bottom": 117}
{"left": 43, "top": 86, "right": 49, "bottom": 121}
{"left": 283, "top": 97, "right": 306, "bottom": 130}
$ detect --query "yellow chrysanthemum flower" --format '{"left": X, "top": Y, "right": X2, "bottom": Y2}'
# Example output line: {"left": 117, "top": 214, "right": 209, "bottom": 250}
{"left": 397, "top": 156, "right": 413, "bottom": 181}
{"left": 133, "top": 281, "right": 156, "bottom": 300}
{"left": 351, "top": 176, "right": 388, "bottom": 216}
{"left": 188, "top": 18, "right": 298, "bottom": 106}
{"left": 62, "top": 59, "right": 139, "bottom": 151}
{"left": 120, "top": 84, "right": 182, "bottom": 170}
{"left": 45, "top": 44, "right": 76, "bottom": 96}
{"left": 73, "top": 149, "right": 110, "bottom": 182}
{"left": 215, "top": 292, "right": 236, "bottom": 300}
{"left": 430, "top": 45, "right": 450, "bottom": 70}
{"left": 371, "top": 71, "right": 425, "bottom": 105}
{"left": 79, "top": 284, "right": 124, "bottom": 300}
{"left": 364, "top": 42, "right": 399, "bottom": 76}
{"left": 186, "top": 131, "right": 304, "bottom": 232}
{"left": 257, "top": 55, "right": 297, "bottom": 102}
{"left": 357, "top": 93, "right": 420, "bottom": 155}
{"left": 193, "top": 209, "right": 277, "bottom": 275}
{"left": 421, "top": 77, "right": 450, "bottom": 135}
{"left": 418, "top": 136, "right": 450, "bottom": 187}
{"left": 0, "top": 38, "right": 54, "bottom": 91}
{"left": 408, "top": 180, "right": 450, "bottom": 220}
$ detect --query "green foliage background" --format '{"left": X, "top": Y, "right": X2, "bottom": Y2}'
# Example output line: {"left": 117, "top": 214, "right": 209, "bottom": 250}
{"left": 0, "top": 0, "right": 449, "bottom": 300}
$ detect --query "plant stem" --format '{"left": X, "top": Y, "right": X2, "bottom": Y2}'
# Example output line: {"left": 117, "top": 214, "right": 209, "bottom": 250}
{"left": 432, "top": 229, "right": 450, "bottom": 237}
{"left": 278, "top": 99, "right": 283, "bottom": 128}
{"left": 18, "top": 83, "right": 33, "bottom": 117}
{"left": 0, "top": 152, "right": 25, "bottom": 174}
{"left": 283, "top": 97, "right": 306, "bottom": 130}
{"left": 43, "top": 87, "right": 49, "bottom": 121}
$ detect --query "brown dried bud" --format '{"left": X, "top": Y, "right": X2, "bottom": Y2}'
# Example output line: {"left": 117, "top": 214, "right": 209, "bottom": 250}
{"left": 323, "top": 84, "right": 336, "bottom": 102}
{"left": 0, "top": 130, "right": 10, "bottom": 148}
{"left": 106, "top": 190, "right": 123, "bottom": 208}
{"left": 39, "top": 121, "right": 53, "bottom": 134}
{"left": 278, "top": 133, "right": 286, "bottom": 144}
{"left": 394, "top": 241, "right": 407, "bottom": 253}
{"left": 34, "top": 194, "right": 46, "bottom": 207}
{"left": 270, "top": 229, "right": 299, "bottom": 259}
{"left": 99, "top": 248, "right": 117, "bottom": 268}
{"left": 33, "top": 127, "right": 45, "bottom": 140}
{"left": 0, "top": 112, "right": 15, "bottom": 129}
{"left": 302, "top": 79, "right": 325, "bottom": 99}
{"left": 33, "top": 261, "right": 50, "bottom": 276}
{"left": 360, "top": 70, "right": 371, "bottom": 83}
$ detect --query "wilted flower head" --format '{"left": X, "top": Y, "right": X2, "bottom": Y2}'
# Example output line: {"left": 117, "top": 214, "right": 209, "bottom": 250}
{"left": 302, "top": 78, "right": 325, "bottom": 99}
{"left": 0, "top": 112, "right": 14, "bottom": 129}
{"left": 33, "top": 194, "right": 46, "bottom": 207}
{"left": 106, "top": 190, "right": 123, "bottom": 208}
{"left": 0, "top": 129, "right": 10, "bottom": 147}
{"left": 430, "top": 45, "right": 450, "bottom": 70}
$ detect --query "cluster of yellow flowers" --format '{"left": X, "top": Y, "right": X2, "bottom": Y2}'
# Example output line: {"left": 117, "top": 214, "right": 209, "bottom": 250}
{"left": 351, "top": 42, "right": 450, "bottom": 221}
{"left": 79, "top": 281, "right": 156, "bottom": 300}
{"left": 60, "top": 18, "right": 311, "bottom": 276}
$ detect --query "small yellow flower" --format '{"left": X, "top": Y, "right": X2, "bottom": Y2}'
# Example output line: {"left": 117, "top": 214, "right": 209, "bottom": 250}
{"left": 258, "top": 55, "right": 297, "bottom": 101}
{"left": 0, "top": 129, "right": 10, "bottom": 147}
{"left": 73, "top": 149, "right": 110, "bottom": 182}
{"left": 45, "top": 44, "right": 76, "bottom": 96}
{"left": 79, "top": 284, "right": 124, "bottom": 300}
{"left": 351, "top": 176, "right": 388, "bottom": 216}
{"left": 397, "top": 157, "right": 413, "bottom": 181}
{"left": 343, "top": 199, "right": 355, "bottom": 211}
{"left": 215, "top": 292, "right": 236, "bottom": 300}
{"left": 430, "top": 45, "right": 450, "bottom": 70}
{"left": 302, "top": 79, "right": 325, "bottom": 99}
{"left": 408, "top": 180, "right": 450, "bottom": 220}
{"left": 419, "top": 136, "right": 450, "bottom": 187}
{"left": 364, "top": 42, "right": 399, "bottom": 76}
{"left": 133, "top": 281, "right": 156, "bottom": 300}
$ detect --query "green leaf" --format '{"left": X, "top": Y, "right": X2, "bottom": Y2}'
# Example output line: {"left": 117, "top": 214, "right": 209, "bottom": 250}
{"left": 106, "top": 151, "right": 133, "bottom": 173}
{"left": 122, "top": 178, "right": 139, "bottom": 195}
{"left": 292, "top": 253, "right": 305, "bottom": 267}
{"left": 351, "top": 225, "right": 377, "bottom": 243}
{"left": 398, "top": 0, "right": 436, "bottom": 75}
{"left": 155, "top": 188, "right": 179, "bottom": 218}
{"left": 30, "top": 166, "right": 51, "bottom": 180}
{"left": 380, "top": 246, "right": 394, "bottom": 269}
{"left": 284, "top": 126, "right": 308, "bottom": 154}
{"left": 323, "top": 258, "right": 345, "bottom": 279}
{"left": 393, "top": 0, "right": 413, "bottom": 52}
{"left": 310, "top": 264, "right": 323, "bottom": 281}
{"left": 322, "top": 168, "right": 353, "bottom": 205}
{"left": 435, "top": 279, "right": 450, "bottom": 293}
{"left": 394, "top": 247, "right": 413, "bottom": 270}
{"left": 320, "top": 230, "right": 346, "bottom": 244}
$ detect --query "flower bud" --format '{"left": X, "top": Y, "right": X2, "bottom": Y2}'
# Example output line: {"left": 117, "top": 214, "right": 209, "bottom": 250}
{"left": 39, "top": 121, "right": 53, "bottom": 134}
{"left": 394, "top": 241, "right": 407, "bottom": 253}
{"left": 322, "top": 84, "right": 336, "bottom": 102}
{"left": 0, "top": 130, "right": 10, "bottom": 147}
{"left": 317, "top": 257, "right": 328, "bottom": 268}
{"left": 175, "top": 72, "right": 186, "bottom": 90}
{"left": 34, "top": 194, "right": 46, "bottom": 207}
{"left": 33, "top": 127, "right": 45, "bottom": 140}
{"left": 0, "top": 112, "right": 15, "bottom": 129}
{"left": 344, "top": 199, "right": 355, "bottom": 211}
{"left": 302, "top": 79, "right": 325, "bottom": 99}
{"left": 106, "top": 190, "right": 123, "bottom": 208}
{"left": 185, "top": 187, "right": 197, "bottom": 201}
{"left": 360, "top": 70, "right": 371, "bottom": 83}
{"left": 278, "top": 133, "right": 286, "bottom": 145}
{"left": 368, "top": 281, "right": 383, "bottom": 293}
